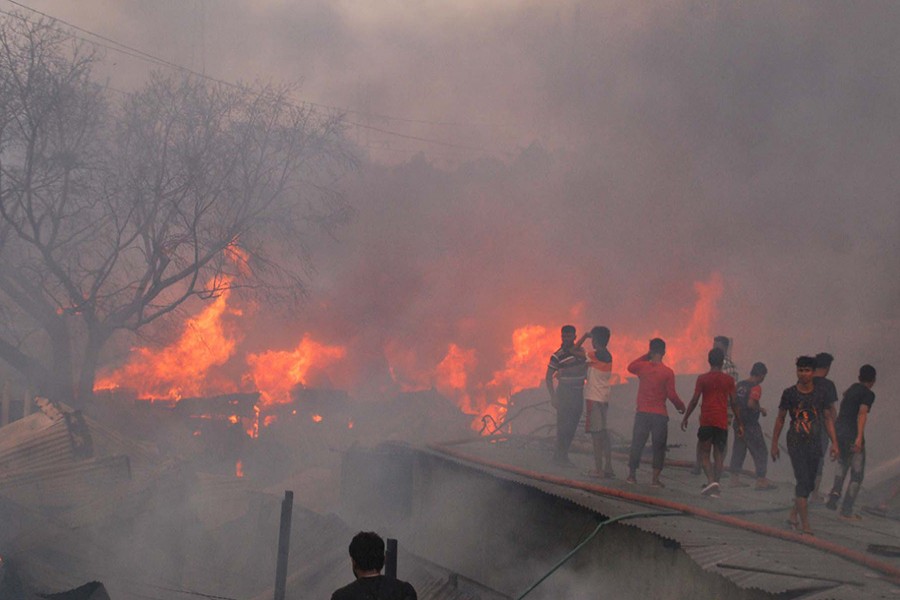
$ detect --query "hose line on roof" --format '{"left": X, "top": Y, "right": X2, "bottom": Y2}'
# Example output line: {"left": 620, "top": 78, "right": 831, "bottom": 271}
{"left": 514, "top": 510, "right": 683, "bottom": 600}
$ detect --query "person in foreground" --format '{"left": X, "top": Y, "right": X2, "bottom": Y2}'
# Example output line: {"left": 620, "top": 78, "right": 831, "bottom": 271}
{"left": 770, "top": 356, "right": 839, "bottom": 535}
{"left": 331, "top": 531, "right": 417, "bottom": 600}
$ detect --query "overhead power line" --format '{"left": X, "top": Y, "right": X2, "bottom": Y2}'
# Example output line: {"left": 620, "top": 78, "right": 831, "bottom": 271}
{"left": 1, "top": 0, "right": 492, "bottom": 153}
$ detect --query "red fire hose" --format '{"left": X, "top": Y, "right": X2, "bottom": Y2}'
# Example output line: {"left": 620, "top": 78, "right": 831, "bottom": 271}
{"left": 428, "top": 441, "right": 900, "bottom": 586}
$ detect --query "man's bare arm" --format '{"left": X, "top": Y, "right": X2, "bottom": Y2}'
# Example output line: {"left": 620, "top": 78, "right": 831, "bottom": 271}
{"left": 771, "top": 408, "right": 787, "bottom": 461}
{"left": 853, "top": 405, "right": 870, "bottom": 452}
{"left": 825, "top": 406, "right": 839, "bottom": 459}
{"left": 680, "top": 391, "right": 701, "bottom": 430}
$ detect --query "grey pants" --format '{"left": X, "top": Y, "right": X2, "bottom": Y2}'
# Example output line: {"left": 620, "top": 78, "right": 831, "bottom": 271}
{"left": 830, "top": 442, "right": 866, "bottom": 516}
{"left": 729, "top": 421, "right": 768, "bottom": 478}
{"left": 628, "top": 412, "right": 669, "bottom": 471}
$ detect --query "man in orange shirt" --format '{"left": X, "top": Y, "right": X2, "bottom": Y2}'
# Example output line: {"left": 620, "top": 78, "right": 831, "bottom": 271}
{"left": 625, "top": 338, "right": 686, "bottom": 487}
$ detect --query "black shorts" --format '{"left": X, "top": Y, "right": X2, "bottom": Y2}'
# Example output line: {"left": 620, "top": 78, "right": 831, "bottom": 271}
{"left": 697, "top": 426, "right": 728, "bottom": 453}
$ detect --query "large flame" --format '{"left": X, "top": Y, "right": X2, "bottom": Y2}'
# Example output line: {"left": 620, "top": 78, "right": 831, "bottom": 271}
{"left": 96, "top": 268, "right": 724, "bottom": 438}
{"left": 94, "top": 281, "right": 242, "bottom": 401}
{"left": 400, "top": 272, "right": 724, "bottom": 433}
{"left": 244, "top": 334, "right": 347, "bottom": 407}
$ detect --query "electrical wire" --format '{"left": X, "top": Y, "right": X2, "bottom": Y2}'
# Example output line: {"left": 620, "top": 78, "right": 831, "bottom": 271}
{"left": 0, "top": 0, "right": 494, "bottom": 154}
{"left": 514, "top": 510, "right": 683, "bottom": 600}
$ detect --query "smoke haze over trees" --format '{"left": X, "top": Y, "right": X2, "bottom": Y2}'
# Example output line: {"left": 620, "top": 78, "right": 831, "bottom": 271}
{"left": 0, "top": 2, "right": 897, "bottom": 463}
{"left": 0, "top": 17, "right": 354, "bottom": 406}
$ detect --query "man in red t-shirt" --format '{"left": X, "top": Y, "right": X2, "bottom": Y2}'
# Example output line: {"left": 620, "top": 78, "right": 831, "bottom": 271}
{"left": 681, "top": 347, "right": 743, "bottom": 497}
{"left": 625, "top": 338, "right": 686, "bottom": 487}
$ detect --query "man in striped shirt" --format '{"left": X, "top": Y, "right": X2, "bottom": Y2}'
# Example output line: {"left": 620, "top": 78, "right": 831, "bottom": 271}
{"left": 545, "top": 325, "right": 588, "bottom": 467}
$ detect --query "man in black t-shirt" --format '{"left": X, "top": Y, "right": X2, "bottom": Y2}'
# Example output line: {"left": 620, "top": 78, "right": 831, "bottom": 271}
{"left": 771, "top": 356, "right": 839, "bottom": 535}
{"left": 827, "top": 364, "right": 877, "bottom": 519}
{"left": 729, "top": 362, "right": 774, "bottom": 490}
{"left": 811, "top": 352, "right": 839, "bottom": 502}
{"left": 331, "top": 532, "right": 417, "bottom": 600}
{"left": 545, "top": 325, "right": 588, "bottom": 467}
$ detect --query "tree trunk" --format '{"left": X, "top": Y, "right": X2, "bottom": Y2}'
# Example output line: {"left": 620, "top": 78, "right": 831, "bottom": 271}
{"left": 76, "top": 331, "right": 107, "bottom": 408}
{"left": 46, "top": 320, "right": 76, "bottom": 407}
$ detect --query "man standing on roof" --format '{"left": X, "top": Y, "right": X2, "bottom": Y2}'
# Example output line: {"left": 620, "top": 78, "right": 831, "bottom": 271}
{"left": 693, "top": 336, "right": 738, "bottom": 475}
{"left": 714, "top": 336, "right": 739, "bottom": 382}
{"left": 578, "top": 326, "right": 615, "bottom": 478}
{"left": 681, "top": 347, "right": 742, "bottom": 497}
{"left": 771, "top": 356, "right": 839, "bottom": 535}
{"left": 811, "top": 352, "right": 839, "bottom": 503}
{"left": 728, "top": 362, "right": 776, "bottom": 490}
{"left": 331, "top": 532, "right": 417, "bottom": 600}
{"left": 545, "top": 325, "right": 588, "bottom": 467}
{"left": 827, "top": 364, "right": 877, "bottom": 519}
{"left": 625, "top": 338, "right": 686, "bottom": 487}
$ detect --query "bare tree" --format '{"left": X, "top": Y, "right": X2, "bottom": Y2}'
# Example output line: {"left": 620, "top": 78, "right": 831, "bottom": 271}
{"left": 0, "top": 16, "right": 355, "bottom": 406}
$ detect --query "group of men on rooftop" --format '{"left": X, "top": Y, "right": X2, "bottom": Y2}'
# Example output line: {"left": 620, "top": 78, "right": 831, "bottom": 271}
{"left": 545, "top": 326, "right": 878, "bottom": 535}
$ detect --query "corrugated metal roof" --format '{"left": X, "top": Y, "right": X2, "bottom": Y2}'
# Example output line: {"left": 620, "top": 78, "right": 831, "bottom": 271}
{"left": 423, "top": 438, "right": 900, "bottom": 599}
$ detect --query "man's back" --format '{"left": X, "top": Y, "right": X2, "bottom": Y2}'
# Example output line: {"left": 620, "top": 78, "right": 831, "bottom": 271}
{"left": 629, "top": 356, "right": 682, "bottom": 415}
{"left": 695, "top": 371, "right": 735, "bottom": 429}
{"left": 331, "top": 575, "right": 417, "bottom": 600}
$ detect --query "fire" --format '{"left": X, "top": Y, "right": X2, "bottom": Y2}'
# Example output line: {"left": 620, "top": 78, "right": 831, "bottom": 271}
{"left": 94, "top": 280, "right": 242, "bottom": 401}
{"left": 95, "top": 261, "right": 724, "bottom": 441}
{"left": 245, "top": 334, "right": 346, "bottom": 407}
{"left": 400, "top": 273, "right": 725, "bottom": 434}
{"left": 235, "top": 459, "right": 244, "bottom": 478}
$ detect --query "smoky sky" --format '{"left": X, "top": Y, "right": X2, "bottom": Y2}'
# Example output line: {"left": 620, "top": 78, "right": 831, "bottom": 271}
{"left": 20, "top": 1, "right": 900, "bottom": 459}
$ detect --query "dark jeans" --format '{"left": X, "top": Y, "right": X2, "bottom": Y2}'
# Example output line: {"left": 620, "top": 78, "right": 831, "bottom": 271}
{"left": 830, "top": 438, "right": 866, "bottom": 516}
{"left": 556, "top": 385, "right": 584, "bottom": 458}
{"left": 628, "top": 412, "right": 669, "bottom": 472}
{"left": 730, "top": 421, "right": 768, "bottom": 478}
{"left": 788, "top": 438, "right": 821, "bottom": 498}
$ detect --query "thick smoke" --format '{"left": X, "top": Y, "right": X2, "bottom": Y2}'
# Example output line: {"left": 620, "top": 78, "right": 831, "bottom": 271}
{"left": 29, "top": 0, "right": 897, "bottom": 464}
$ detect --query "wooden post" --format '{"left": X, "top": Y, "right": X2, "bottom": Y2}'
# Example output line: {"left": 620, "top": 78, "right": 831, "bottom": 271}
{"left": 273, "top": 490, "right": 294, "bottom": 600}
{"left": 1, "top": 380, "right": 9, "bottom": 427}
{"left": 385, "top": 538, "right": 398, "bottom": 580}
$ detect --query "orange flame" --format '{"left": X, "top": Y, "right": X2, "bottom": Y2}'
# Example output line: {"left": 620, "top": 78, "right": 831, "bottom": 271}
{"left": 235, "top": 459, "right": 244, "bottom": 478}
{"left": 398, "top": 273, "right": 725, "bottom": 434}
{"left": 94, "top": 281, "right": 241, "bottom": 401}
{"left": 244, "top": 334, "right": 346, "bottom": 407}
{"left": 311, "top": 414, "right": 323, "bottom": 423}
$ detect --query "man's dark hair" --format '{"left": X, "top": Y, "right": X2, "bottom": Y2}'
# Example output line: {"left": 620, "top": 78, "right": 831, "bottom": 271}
{"left": 708, "top": 347, "right": 725, "bottom": 368}
{"left": 814, "top": 352, "right": 834, "bottom": 369}
{"left": 591, "top": 326, "right": 610, "bottom": 346}
{"left": 349, "top": 531, "right": 385, "bottom": 571}
{"left": 796, "top": 356, "right": 816, "bottom": 369}
{"left": 750, "top": 362, "right": 768, "bottom": 377}
{"left": 713, "top": 335, "right": 730, "bottom": 349}
{"left": 859, "top": 364, "right": 877, "bottom": 383}
{"left": 649, "top": 338, "right": 666, "bottom": 355}
{"left": 561, "top": 324, "right": 576, "bottom": 334}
